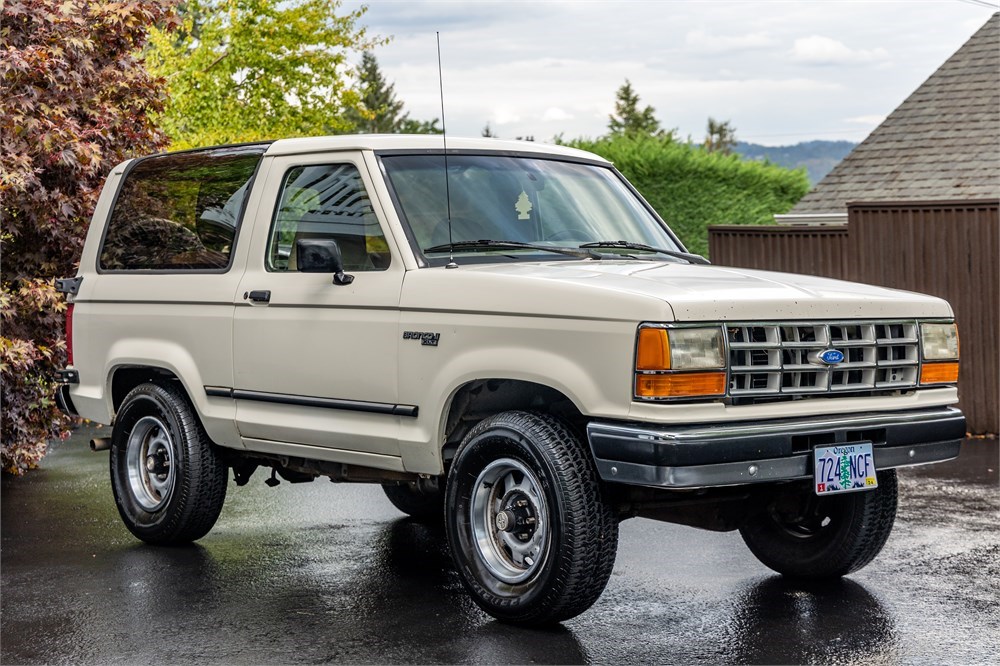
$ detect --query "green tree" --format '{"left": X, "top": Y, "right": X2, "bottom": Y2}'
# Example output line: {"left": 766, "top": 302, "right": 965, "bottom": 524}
{"left": 400, "top": 118, "right": 441, "bottom": 134}
{"left": 147, "top": 0, "right": 381, "bottom": 149}
{"left": 571, "top": 135, "right": 809, "bottom": 256}
{"left": 704, "top": 117, "right": 737, "bottom": 155}
{"left": 608, "top": 79, "right": 664, "bottom": 138}
{"left": 346, "top": 51, "right": 439, "bottom": 134}
{"left": 0, "top": 0, "right": 174, "bottom": 474}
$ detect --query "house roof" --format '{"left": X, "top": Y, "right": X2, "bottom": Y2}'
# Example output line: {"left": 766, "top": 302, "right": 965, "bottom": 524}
{"left": 791, "top": 13, "right": 1000, "bottom": 214}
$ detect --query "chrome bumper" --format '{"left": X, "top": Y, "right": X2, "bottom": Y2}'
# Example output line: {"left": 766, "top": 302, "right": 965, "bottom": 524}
{"left": 586, "top": 407, "right": 965, "bottom": 489}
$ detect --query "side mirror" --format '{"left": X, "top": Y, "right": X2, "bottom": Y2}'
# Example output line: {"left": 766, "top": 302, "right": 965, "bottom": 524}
{"left": 295, "top": 239, "right": 355, "bottom": 285}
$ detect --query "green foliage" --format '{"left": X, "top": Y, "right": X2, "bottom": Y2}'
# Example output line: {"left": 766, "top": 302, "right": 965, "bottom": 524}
{"left": 147, "top": 0, "right": 380, "bottom": 149}
{"left": 399, "top": 118, "right": 441, "bottom": 134}
{"left": 704, "top": 117, "right": 737, "bottom": 155}
{"left": 571, "top": 136, "right": 810, "bottom": 257}
{"left": 346, "top": 51, "right": 440, "bottom": 134}
{"left": 0, "top": 0, "right": 173, "bottom": 474}
{"left": 607, "top": 79, "right": 668, "bottom": 139}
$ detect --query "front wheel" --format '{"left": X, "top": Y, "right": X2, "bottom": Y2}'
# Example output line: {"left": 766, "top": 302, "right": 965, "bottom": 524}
{"left": 739, "top": 470, "right": 898, "bottom": 578}
{"left": 110, "top": 381, "right": 228, "bottom": 545}
{"left": 445, "top": 411, "right": 619, "bottom": 626}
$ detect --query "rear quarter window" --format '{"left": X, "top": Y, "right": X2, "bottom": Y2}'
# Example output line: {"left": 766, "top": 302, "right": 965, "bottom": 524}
{"left": 99, "top": 146, "right": 265, "bottom": 271}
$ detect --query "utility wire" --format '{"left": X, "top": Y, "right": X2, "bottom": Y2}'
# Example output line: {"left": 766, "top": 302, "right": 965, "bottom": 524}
{"left": 954, "top": 0, "right": 999, "bottom": 10}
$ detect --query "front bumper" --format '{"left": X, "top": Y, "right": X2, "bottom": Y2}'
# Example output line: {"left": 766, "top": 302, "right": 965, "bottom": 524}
{"left": 587, "top": 407, "right": 965, "bottom": 489}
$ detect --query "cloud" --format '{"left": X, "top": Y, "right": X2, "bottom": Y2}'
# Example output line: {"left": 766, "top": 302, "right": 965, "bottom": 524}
{"left": 542, "top": 107, "right": 574, "bottom": 121}
{"left": 492, "top": 109, "right": 522, "bottom": 126}
{"left": 791, "top": 36, "right": 889, "bottom": 65}
{"left": 685, "top": 29, "right": 775, "bottom": 53}
{"left": 844, "top": 114, "right": 887, "bottom": 125}
{"left": 344, "top": 0, "right": 988, "bottom": 143}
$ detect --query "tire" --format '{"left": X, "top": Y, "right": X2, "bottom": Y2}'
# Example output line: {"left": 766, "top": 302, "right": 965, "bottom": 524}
{"left": 382, "top": 480, "right": 444, "bottom": 521}
{"left": 110, "top": 381, "right": 228, "bottom": 545}
{"left": 445, "top": 411, "right": 619, "bottom": 626}
{"left": 739, "top": 470, "right": 898, "bottom": 578}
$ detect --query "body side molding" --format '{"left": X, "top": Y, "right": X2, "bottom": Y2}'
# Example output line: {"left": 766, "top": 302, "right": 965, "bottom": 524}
{"left": 204, "top": 386, "right": 418, "bottom": 417}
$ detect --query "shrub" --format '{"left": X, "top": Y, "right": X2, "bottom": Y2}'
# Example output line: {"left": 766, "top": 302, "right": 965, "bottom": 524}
{"left": 571, "top": 136, "right": 810, "bottom": 257}
{"left": 0, "top": 0, "right": 174, "bottom": 474}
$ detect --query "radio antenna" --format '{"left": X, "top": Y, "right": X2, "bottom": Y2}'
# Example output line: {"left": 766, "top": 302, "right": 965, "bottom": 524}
{"left": 436, "top": 31, "right": 457, "bottom": 269}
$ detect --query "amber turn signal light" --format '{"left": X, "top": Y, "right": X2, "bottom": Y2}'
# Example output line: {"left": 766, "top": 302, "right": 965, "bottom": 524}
{"left": 636, "top": 328, "right": 670, "bottom": 371}
{"left": 920, "top": 361, "right": 959, "bottom": 385}
{"left": 635, "top": 371, "right": 727, "bottom": 398}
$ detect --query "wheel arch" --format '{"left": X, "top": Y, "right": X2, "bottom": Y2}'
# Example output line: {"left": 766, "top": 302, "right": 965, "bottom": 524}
{"left": 102, "top": 339, "right": 241, "bottom": 449}
{"left": 110, "top": 366, "right": 183, "bottom": 413}
{"left": 439, "top": 378, "right": 587, "bottom": 464}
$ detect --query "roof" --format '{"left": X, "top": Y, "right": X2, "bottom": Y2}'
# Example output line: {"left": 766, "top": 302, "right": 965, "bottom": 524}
{"left": 264, "top": 134, "right": 609, "bottom": 163}
{"left": 791, "top": 13, "right": 1000, "bottom": 214}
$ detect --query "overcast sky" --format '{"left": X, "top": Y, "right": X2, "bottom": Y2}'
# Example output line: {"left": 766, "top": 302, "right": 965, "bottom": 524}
{"left": 341, "top": 0, "right": 997, "bottom": 145}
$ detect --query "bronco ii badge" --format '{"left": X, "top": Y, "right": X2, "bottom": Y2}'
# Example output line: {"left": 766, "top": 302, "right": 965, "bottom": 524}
{"left": 403, "top": 331, "right": 441, "bottom": 347}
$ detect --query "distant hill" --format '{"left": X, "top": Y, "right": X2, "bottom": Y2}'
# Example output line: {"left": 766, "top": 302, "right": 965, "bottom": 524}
{"left": 734, "top": 140, "right": 856, "bottom": 185}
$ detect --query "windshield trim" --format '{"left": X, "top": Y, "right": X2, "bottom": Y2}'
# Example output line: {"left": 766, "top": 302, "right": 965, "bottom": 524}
{"left": 374, "top": 149, "right": 687, "bottom": 268}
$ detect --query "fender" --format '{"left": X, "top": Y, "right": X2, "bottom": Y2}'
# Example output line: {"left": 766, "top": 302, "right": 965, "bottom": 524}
{"left": 102, "top": 339, "right": 242, "bottom": 450}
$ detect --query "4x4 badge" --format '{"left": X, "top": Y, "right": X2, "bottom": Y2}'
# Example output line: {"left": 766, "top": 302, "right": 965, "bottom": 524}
{"left": 403, "top": 331, "right": 441, "bottom": 347}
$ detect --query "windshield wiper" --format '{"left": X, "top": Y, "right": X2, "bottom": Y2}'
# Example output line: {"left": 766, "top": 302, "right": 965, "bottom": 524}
{"left": 578, "top": 240, "right": 710, "bottom": 265}
{"left": 424, "top": 240, "right": 599, "bottom": 260}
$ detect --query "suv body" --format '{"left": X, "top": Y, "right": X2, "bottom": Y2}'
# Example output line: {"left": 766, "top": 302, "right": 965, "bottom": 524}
{"left": 57, "top": 136, "right": 965, "bottom": 625}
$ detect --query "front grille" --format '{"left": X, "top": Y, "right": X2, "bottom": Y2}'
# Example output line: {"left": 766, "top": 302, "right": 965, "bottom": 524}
{"left": 727, "top": 321, "right": 919, "bottom": 397}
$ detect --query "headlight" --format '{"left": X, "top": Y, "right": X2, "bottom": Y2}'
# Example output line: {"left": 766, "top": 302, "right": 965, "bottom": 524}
{"left": 635, "top": 326, "right": 726, "bottom": 399}
{"left": 919, "top": 322, "right": 959, "bottom": 385}
{"left": 920, "top": 322, "right": 959, "bottom": 360}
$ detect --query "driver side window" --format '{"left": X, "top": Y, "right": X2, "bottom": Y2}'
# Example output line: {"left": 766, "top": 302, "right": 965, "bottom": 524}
{"left": 267, "top": 163, "right": 390, "bottom": 272}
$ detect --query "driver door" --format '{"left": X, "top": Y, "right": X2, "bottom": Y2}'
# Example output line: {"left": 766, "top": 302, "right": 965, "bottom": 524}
{"left": 232, "top": 152, "right": 406, "bottom": 467}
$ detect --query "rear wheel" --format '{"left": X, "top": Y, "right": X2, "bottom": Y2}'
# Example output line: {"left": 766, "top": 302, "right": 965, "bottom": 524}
{"left": 445, "top": 411, "right": 619, "bottom": 626}
{"left": 739, "top": 470, "right": 898, "bottom": 578}
{"left": 110, "top": 381, "right": 227, "bottom": 545}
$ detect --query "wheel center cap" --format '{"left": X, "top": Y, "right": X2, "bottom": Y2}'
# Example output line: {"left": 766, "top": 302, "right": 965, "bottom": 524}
{"left": 496, "top": 492, "right": 538, "bottom": 541}
{"left": 495, "top": 510, "right": 516, "bottom": 532}
{"left": 145, "top": 451, "right": 170, "bottom": 475}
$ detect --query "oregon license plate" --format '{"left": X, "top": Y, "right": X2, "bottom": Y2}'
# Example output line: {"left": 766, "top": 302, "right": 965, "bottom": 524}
{"left": 814, "top": 443, "right": 878, "bottom": 495}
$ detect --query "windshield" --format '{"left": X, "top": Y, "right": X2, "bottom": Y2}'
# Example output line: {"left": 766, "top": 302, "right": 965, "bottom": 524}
{"left": 379, "top": 153, "right": 683, "bottom": 265}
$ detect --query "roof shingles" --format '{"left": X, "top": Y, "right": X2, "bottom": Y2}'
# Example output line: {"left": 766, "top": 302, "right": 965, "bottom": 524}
{"left": 792, "top": 14, "right": 1000, "bottom": 213}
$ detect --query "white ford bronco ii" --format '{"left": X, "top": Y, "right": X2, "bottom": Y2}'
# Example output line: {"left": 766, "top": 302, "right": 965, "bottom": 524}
{"left": 56, "top": 136, "right": 965, "bottom": 626}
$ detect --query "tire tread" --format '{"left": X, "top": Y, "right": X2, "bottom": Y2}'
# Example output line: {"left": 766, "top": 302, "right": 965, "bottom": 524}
{"left": 448, "top": 410, "right": 619, "bottom": 625}
{"left": 111, "top": 381, "right": 227, "bottom": 545}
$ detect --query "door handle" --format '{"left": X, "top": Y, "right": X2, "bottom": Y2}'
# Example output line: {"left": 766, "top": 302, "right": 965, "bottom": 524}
{"left": 246, "top": 290, "right": 271, "bottom": 303}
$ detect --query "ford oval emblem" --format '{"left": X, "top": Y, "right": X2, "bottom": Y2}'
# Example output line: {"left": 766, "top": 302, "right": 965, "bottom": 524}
{"left": 818, "top": 349, "right": 845, "bottom": 365}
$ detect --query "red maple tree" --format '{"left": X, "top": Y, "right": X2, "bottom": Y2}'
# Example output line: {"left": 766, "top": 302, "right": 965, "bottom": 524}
{"left": 1, "top": 0, "right": 177, "bottom": 474}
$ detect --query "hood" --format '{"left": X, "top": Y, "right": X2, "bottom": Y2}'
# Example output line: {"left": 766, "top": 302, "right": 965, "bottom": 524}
{"left": 450, "top": 260, "right": 952, "bottom": 321}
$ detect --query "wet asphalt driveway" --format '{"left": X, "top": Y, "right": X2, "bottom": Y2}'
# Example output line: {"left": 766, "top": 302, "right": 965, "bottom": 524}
{"left": 2, "top": 425, "right": 998, "bottom": 664}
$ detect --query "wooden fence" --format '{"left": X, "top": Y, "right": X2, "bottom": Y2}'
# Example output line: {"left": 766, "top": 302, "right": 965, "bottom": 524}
{"left": 708, "top": 200, "right": 999, "bottom": 434}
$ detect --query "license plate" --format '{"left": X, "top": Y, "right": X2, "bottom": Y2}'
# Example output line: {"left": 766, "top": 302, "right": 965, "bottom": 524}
{"left": 814, "top": 443, "right": 878, "bottom": 495}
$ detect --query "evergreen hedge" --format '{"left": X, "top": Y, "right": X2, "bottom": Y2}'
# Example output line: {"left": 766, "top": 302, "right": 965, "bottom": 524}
{"left": 571, "top": 136, "right": 810, "bottom": 257}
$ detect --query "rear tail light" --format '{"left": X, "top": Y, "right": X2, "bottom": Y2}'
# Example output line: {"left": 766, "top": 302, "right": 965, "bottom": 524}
{"left": 65, "top": 303, "right": 74, "bottom": 366}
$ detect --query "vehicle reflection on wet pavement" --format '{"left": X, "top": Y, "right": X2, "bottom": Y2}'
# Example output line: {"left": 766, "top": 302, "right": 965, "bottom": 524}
{"left": 2, "top": 424, "right": 997, "bottom": 664}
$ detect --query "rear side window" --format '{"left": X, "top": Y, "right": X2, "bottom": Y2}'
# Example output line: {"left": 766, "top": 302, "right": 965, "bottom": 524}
{"left": 99, "top": 146, "right": 265, "bottom": 271}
